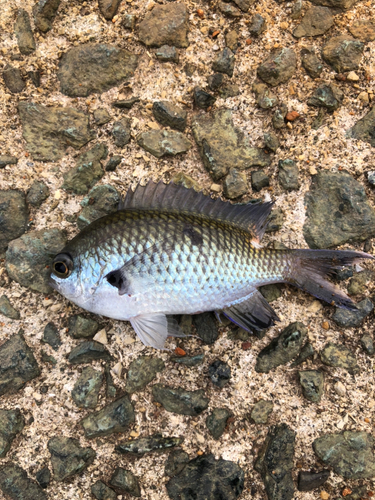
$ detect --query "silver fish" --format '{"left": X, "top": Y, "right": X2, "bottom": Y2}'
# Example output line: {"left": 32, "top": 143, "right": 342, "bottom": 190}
{"left": 50, "top": 181, "right": 373, "bottom": 349}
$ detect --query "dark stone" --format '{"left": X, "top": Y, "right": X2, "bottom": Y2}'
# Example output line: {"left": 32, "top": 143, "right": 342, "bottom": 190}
{"left": 207, "top": 73, "right": 224, "bottom": 91}
{"left": 301, "top": 47, "right": 323, "bottom": 79}
{"left": 347, "top": 269, "right": 373, "bottom": 295}
{"left": 0, "top": 295, "right": 20, "bottom": 320}
{"left": 349, "top": 20, "right": 375, "bottom": 42}
{"left": 112, "top": 118, "right": 131, "bottom": 148}
{"left": 251, "top": 170, "right": 270, "bottom": 191}
{"left": 184, "top": 62, "right": 196, "bottom": 77}
{"left": 35, "top": 467, "right": 51, "bottom": 489}
{"left": 123, "top": 14, "right": 136, "bottom": 30}
{"left": 309, "top": 0, "right": 358, "bottom": 9}
{"left": 0, "top": 330, "right": 40, "bottom": 396}
{"left": 250, "top": 399, "right": 273, "bottom": 424}
{"left": 170, "top": 353, "right": 205, "bottom": 367}
{"left": 112, "top": 97, "right": 140, "bottom": 109}
{"left": 348, "top": 106, "right": 375, "bottom": 147}
{"left": 303, "top": 171, "right": 375, "bottom": 248}
{"left": 278, "top": 159, "right": 299, "bottom": 191}
{"left": 255, "top": 424, "right": 296, "bottom": 500}
{"left": 93, "top": 108, "right": 111, "bottom": 125}
{"left": 293, "top": 6, "right": 333, "bottom": 38}
{"left": 257, "top": 48, "right": 297, "bottom": 87}
{"left": 368, "top": 172, "right": 375, "bottom": 186}
{"left": 218, "top": 1, "right": 242, "bottom": 18}
{"left": 192, "top": 109, "right": 271, "bottom": 181}
{"left": 125, "top": 355, "right": 165, "bottom": 393}
{"left": 48, "top": 436, "right": 96, "bottom": 481}
{"left": 313, "top": 431, "right": 375, "bottom": 478}
{"left": 105, "top": 155, "right": 122, "bottom": 172}
{"left": 307, "top": 84, "right": 344, "bottom": 111}
{"left": 166, "top": 454, "right": 244, "bottom": 500}
{"left": 332, "top": 298, "right": 373, "bottom": 328}
{"left": 81, "top": 395, "right": 135, "bottom": 438}
{"left": 6, "top": 228, "right": 66, "bottom": 293}
{"left": 139, "top": 3, "right": 189, "bottom": 48}
{"left": 292, "top": 0, "right": 303, "bottom": 19}
{"left": 41, "top": 350, "right": 57, "bottom": 365}
{"left": 155, "top": 45, "right": 179, "bottom": 63}
{"left": 27, "top": 70, "right": 41, "bottom": 87}
{"left": 273, "top": 103, "right": 287, "bottom": 129}
{"left": 165, "top": 449, "right": 189, "bottom": 478}
{"left": 264, "top": 132, "right": 279, "bottom": 152}
{"left": 91, "top": 480, "right": 117, "bottom": 500}
{"left": 153, "top": 101, "right": 187, "bottom": 131}
{"left": 137, "top": 129, "right": 191, "bottom": 158}
{"left": 212, "top": 48, "right": 235, "bottom": 77}
{"left": 42, "top": 323, "right": 61, "bottom": 351}
{"left": 3, "top": 65, "right": 25, "bottom": 93}
{"left": 360, "top": 334, "right": 374, "bottom": 355}
{"left": 297, "top": 470, "right": 330, "bottom": 492}
{"left": 320, "top": 342, "right": 359, "bottom": 373}
{"left": 72, "top": 366, "right": 103, "bottom": 409}
{"left": 0, "top": 464, "right": 47, "bottom": 500}
{"left": 208, "top": 359, "right": 231, "bottom": 388}
{"left": 223, "top": 168, "right": 247, "bottom": 199}
{"left": 68, "top": 315, "right": 99, "bottom": 339}
{"left": 265, "top": 208, "right": 284, "bottom": 233}
{"left": 290, "top": 342, "right": 315, "bottom": 367}
{"left": 299, "top": 370, "right": 324, "bottom": 403}
{"left": 193, "top": 312, "right": 219, "bottom": 344}
{"left": 0, "top": 409, "right": 25, "bottom": 458}
{"left": 116, "top": 434, "right": 183, "bottom": 456}
{"left": 58, "top": 44, "right": 139, "bottom": 97}
{"left": 68, "top": 341, "right": 112, "bottom": 365}
{"left": 218, "top": 83, "right": 240, "bottom": 99}
{"left": 14, "top": 10, "right": 36, "bottom": 55}
{"left": 252, "top": 82, "right": 278, "bottom": 109}
{"left": 26, "top": 181, "right": 49, "bottom": 207}
{"left": 249, "top": 14, "right": 266, "bottom": 36}
{"left": 109, "top": 468, "right": 141, "bottom": 497}
{"left": 193, "top": 87, "right": 216, "bottom": 109}
{"left": 206, "top": 408, "right": 232, "bottom": 439}
{"left": 233, "top": 0, "right": 251, "bottom": 11}
{"left": 259, "top": 284, "right": 282, "bottom": 302}
{"left": 33, "top": 0, "right": 60, "bottom": 32}
{"left": 105, "top": 362, "right": 118, "bottom": 399}
{"left": 98, "top": 0, "right": 121, "bottom": 20}
{"left": 77, "top": 185, "right": 120, "bottom": 229}
{"left": 225, "top": 30, "right": 239, "bottom": 52}
{"left": 334, "top": 267, "right": 354, "bottom": 281}
{"left": 152, "top": 384, "right": 209, "bottom": 416}
{"left": 62, "top": 143, "right": 107, "bottom": 195}
{"left": 18, "top": 102, "right": 94, "bottom": 161}
{"left": 255, "top": 322, "right": 307, "bottom": 373}
{"left": 322, "top": 36, "right": 364, "bottom": 73}
{"left": 0, "top": 156, "right": 18, "bottom": 168}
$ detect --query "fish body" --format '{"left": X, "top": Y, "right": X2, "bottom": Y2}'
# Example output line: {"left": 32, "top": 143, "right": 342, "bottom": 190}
{"left": 50, "top": 181, "right": 372, "bottom": 349}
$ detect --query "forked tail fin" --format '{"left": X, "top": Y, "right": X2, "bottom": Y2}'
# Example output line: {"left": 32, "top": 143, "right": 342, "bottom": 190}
{"left": 287, "top": 249, "right": 373, "bottom": 310}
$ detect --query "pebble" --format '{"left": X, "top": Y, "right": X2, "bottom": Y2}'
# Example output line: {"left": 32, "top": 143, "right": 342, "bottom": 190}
{"left": 218, "top": 2, "right": 242, "bottom": 18}
{"left": 208, "top": 359, "right": 231, "bottom": 388}
{"left": 105, "top": 155, "right": 122, "bottom": 172}
{"left": 307, "top": 84, "right": 344, "bottom": 111}
{"left": 249, "top": 14, "right": 267, "bottom": 36}
{"left": 251, "top": 170, "right": 269, "bottom": 191}
{"left": 0, "top": 464, "right": 47, "bottom": 500}
{"left": 91, "top": 480, "right": 117, "bottom": 500}
{"left": 35, "top": 467, "right": 51, "bottom": 489}
{"left": 112, "top": 97, "right": 140, "bottom": 109}
{"left": 3, "top": 65, "right": 25, "bottom": 94}
{"left": 124, "top": 355, "right": 165, "bottom": 393}
{"left": 0, "top": 295, "right": 20, "bottom": 320}
{"left": 116, "top": 434, "right": 184, "bottom": 456}
{"left": 273, "top": 103, "right": 287, "bottom": 129}
{"left": 0, "top": 155, "right": 18, "bottom": 168}
{"left": 260, "top": 284, "right": 282, "bottom": 302}
{"left": 170, "top": 353, "right": 205, "bottom": 367}
{"left": 250, "top": 399, "right": 274, "bottom": 424}
{"left": 26, "top": 180, "right": 49, "bottom": 207}
{"left": 322, "top": 36, "right": 364, "bottom": 73}
{"left": 112, "top": 118, "right": 131, "bottom": 148}
{"left": 81, "top": 395, "right": 135, "bottom": 438}
{"left": 297, "top": 470, "right": 330, "bottom": 492}
{"left": 123, "top": 13, "right": 136, "bottom": 30}
{"left": 207, "top": 73, "right": 224, "bottom": 91}
{"left": 348, "top": 106, "right": 375, "bottom": 147}
{"left": 192, "top": 312, "right": 219, "bottom": 344}
{"left": 212, "top": 48, "right": 235, "bottom": 77}
{"left": 301, "top": 47, "right": 323, "bottom": 79}
{"left": 265, "top": 208, "right": 284, "bottom": 234}
{"left": 48, "top": 436, "right": 96, "bottom": 481}
{"left": 14, "top": 10, "right": 36, "bottom": 55}
{"left": 264, "top": 132, "right": 279, "bottom": 152}
{"left": 139, "top": 3, "right": 189, "bottom": 48}
{"left": 109, "top": 468, "right": 141, "bottom": 497}
{"left": 349, "top": 20, "right": 375, "bottom": 42}
{"left": 206, "top": 408, "right": 232, "bottom": 439}
{"left": 152, "top": 384, "right": 209, "bottom": 416}
{"left": 68, "top": 340, "right": 112, "bottom": 365}
{"left": 164, "top": 449, "right": 189, "bottom": 477}
{"left": 332, "top": 298, "right": 373, "bottom": 328}
{"left": 77, "top": 184, "right": 120, "bottom": 229}
{"left": 62, "top": 143, "right": 106, "bottom": 194}
{"left": 0, "top": 409, "right": 24, "bottom": 458}
{"left": 347, "top": 270, "right": 373, "bottom": 295}
{"left": 293, "top": 6, "right": 333, "bottom": 38}
{"left": 360, "top": 334, "right": 374, "bottom": 356}
{"left": 67, "top": 314, "right": 99, "bottom": 339}
{"left": 155, "top": 45, "right": 179, "bottom": 63}
{"left": 233, "top": 0, "right": 251, "bottom": 11}
{"left": 193, "top": 87, "right": 216, "bottom": 109}
{"left": 225, "top": 30, "right": 239, "bottom": 52}
{"left": 105, "top": 362, "right": 119, "bottom": 399}
{"left": 334, "top": 381, "right": 346, "bottom": 397}
{"left": 42, "top": 323, "right": 61, "bottom": 351}
{"left": 223, "top": 168, "right": 247, "bottom": 199}
{"left": 320, "top": 343, "right": 359, "bottom": 374}
{"left": 278, "top": 159, "right": 300, "bottom": 191}
{"left": 257, "top": 48, "right": 297, "bottom": 87}
{"left": 252, "top": 82, "right": 278, "bottom": 109}
{"left": 71, "top": 366, "right": 103, "bottom": 409}
{"left": 98, "top": 0, "right": 121, "bottom": 20}
{"left": 172, "top": 172, "right": 201, "bottom": 192}
{"left": 33, "top": 0, "right": 60, "bottom": 32}
{"left": 152, "top": 101, "right": 187, "bottom": 131}
{"left": 93, "top": 108, "right": 111, "bottom": 125}
{"left": 93, "top": 329, "right": 107, "bottom": 345}
{"left": 137, "top": 129, "right": 192, "bottom": 158}
{"left": 299, "top": 370, "right": 324, "bottom": 403}
{"left": 290, "top": 342, "right": 315, "bottom": 367}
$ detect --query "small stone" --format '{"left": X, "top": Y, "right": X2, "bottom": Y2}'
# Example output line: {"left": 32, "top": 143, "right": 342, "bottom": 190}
{"left": 297, "top": 470, "right": 330, "bottom": 492}
{"left": 348, "top": 106, "right": 375, "bottom": 147}
{"left": 252, "top": 82, "right": 278, "bottom": 109}
{"left": 293, "top": 6, "right": 333, "bottom": 38}
{"left": 137, "top": 129, "right": 191, "bottom": 158}
{"left": 320, "top": 343, "right": 359, "bottom": 373}
{"left": 112, "top": 118, "right": 131, "bottom": 148}
{"left": 105, "top": 155, "right": 122, "bottom": 172}
{"left": 152, "top": 101, "right": 187, "bottom": 131}
{"left": 349, "top": 20, "right": 375, "bottom": 42}
{"left": 218, "top": 83, "right": 240, "bottom": 99}
{"left": 225, "top": 30, "right": 239, "bottom": 52}
{"left": 26, "top": 181, "right": 49, "bottom": 207}
{"left": 249, "top": 14, "right": 267, "bottom": 36}
{"left": 112, "top": 97, "right": 140, "bottom": 109}
{"left": 257, "top": 48, "right": 297, "bottom": 87}
{"left": 68, "top": 341, "right": 112, "bottom": 364}
{"left": 42, "top": 323, "right": 61, "bottom": 351}
{"left": 212, "top": 48, "right": 235, "bottom": 77}
{"left": 28, "top": 70, "right": 41, "bottom": 87}
{"left": 273, "top": 103, "right": 287, "bottom": 129}
{"left": 93, "top": 329, "right": 107, "bottom": 345}
{"left": 170, "top": 353, "right": 205, "bottom": 367}
{"left": 218, "top": 1, "right": 242, "bottom": 18}
{"left": 0, "top": 295, "right": 20, "bottom": 320}
{"left": 98, "top": 0, "right": 121, "bottom": 20}
{"left": 299, "top": 370, "right": 324, "bottom": 403}
{"left": 33, "top": 0, "right": 60, "bottom": 32}
{"left": 81, "top": 395, "right": 135, "bottom": 438}
{"left": 155, "top": 45, "right": 179, "bottom": 63}
{"left": 223, "top": 168, "right": 247, "bottom": 199}
{"left": 48, "top": 436, "right": 96, "bottom": 481}
{"left": 0, "top": 464, "right": 47, "bottom": 500}
{"left": 14, "top": 9, "right": 36, "bottom": 55}
{"left": 116, "top": 434, "right": 183, "bottom": 455}
{"left": 72, "top": 366, "right": 103, "bottom": 409}
{"left": 322, "top": 36, "right": 364, "bottom": 73}
{"left": 251, "top": 170, "right": 269, "bottom": 191}
{"left": 264, "top": 132, "right": 280, "bottom": 152}
{"left": 307, "top": 84, "right": 344, "bottom": 111}
{"left": 334, "top": 381, "right": 346, "bottom": 397}
{"left": 206, "top": 408, "right": 232, "bottom": 439}
{"left": 105, "top": 362, "right": 119, "bottom": 399}
{"left": 35, "top": 468, "right": 51, "bottom": 489}
{"left": 3, "top": 65, "right": 25, "bottom": 93}
{"left": 278, "top": 159, "right": 299, "bottom": 191}
{"left": 207, "top": 73, "right": 224, "bottom": 91}
{"left": 0, "top": 409, "right": 25, "bottom": 458}
{"left": 62, "top": 143, "right": 106, "bottom": 195}
{"left": 123, "top": 13, "right": 136, "bottom": 30}
{"left": 193, "top": 87, "right": 216, "bottom": 109}
{"left": 347, "top": 270, "right": 373, "bottom": 295}
{"left": 313, "top": 431, "right": 375, "bottom": 479}
{"left": 255, "top": 322, "right": 307, "bottom": 373}
{"left": 250, "top": 399, "right": 274, "bottom": 424}
{"left": 152, "top": 384, "right": 209, "bottom": 416}
{"left": 291, "top": 0, "right": 303, "bottom": 19}
{"left": 0, "top": 156, "right": 18, "bottom": 168}
{"left": 166, "top": 454, "right": 244, "bottom": 500}
{"left": 208, "top": 359, "right": 231, "bottom": 388}
{"left": 91, "top": 480, "right": 117, "bottom": 500}
{"left": 332, "top": 298, "right": 373, "bottom": 328}
{"left": 139, "top": 3, "right": 189, "bottom": 48}
{"left": 172, "top": 173, "right": 201, "bottom": 192}
{"left": 165, "top": 449, "right": 189, "bottom": 477}
{"left": 259, "top": 284, "right": 282, "bottom": 302}
{"left": 233, "top": 0, "right": 251, "bottom": 11}
{"left": 346, "top": 71, "right": 359, "bottom": 82}
{"left": 109, "top": 468, "right": 141, "bottom": 497}
{"left": 265, "top": 208, "right": 284, "bottom": 233}
{"left": 301, "top": 47, "right": 323, "bottom": 79}
{"left": 77, "top": 185, "right": 120, "bottom": 229}
{"left": 125, "top": 355, "right": 165, "bottom": 393}
{"left": 290, "top": 342, "right": 315, "bottom": 367}
{"left": 357, "top": 92, "right": 369, "bottom": 104}
{"left": 360, "top": 333, "right": 374, "bottom": 356}
{"left": 93, "top": 108, "right": 111, "bottom": 125}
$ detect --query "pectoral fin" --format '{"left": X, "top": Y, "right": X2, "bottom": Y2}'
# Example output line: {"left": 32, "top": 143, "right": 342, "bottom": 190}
{"left": 130, "top": 314, "right": 184, "bottom": 350}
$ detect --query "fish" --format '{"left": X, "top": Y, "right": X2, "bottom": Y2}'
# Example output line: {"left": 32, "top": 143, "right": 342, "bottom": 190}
{"left": 50, "top": 181, "right": 373, "bottom": 349}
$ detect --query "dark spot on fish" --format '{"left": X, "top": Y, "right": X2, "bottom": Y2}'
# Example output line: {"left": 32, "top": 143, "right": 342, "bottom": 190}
{"left": 183, "top": 224, "right": 203, "bottom": 246}
{"left": 106, "top": 270, "right": 128, "bottom": 295}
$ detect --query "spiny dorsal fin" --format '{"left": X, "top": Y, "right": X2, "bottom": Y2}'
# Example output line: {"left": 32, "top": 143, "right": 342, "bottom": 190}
{"left": 119, "top": 180, "right": 273, "bottom": 240}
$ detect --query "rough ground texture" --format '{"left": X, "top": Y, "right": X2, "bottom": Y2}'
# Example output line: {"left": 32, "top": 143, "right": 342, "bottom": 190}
{"left": 0, "top": 0, "right": 375, "bottom": 499}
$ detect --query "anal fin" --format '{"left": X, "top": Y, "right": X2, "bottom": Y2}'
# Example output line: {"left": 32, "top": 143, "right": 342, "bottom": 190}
{"left": 130, "top": 314, "right": 184, "bottom": 350}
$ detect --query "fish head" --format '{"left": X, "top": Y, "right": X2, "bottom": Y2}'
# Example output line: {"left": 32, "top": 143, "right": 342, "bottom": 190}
{"left": 49, "top": 249, "right": 83, "bottom": 301}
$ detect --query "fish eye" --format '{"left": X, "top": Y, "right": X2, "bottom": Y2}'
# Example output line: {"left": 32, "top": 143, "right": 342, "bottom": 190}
{"left": 52, "top": 253, "right": 73, "bottom": 279}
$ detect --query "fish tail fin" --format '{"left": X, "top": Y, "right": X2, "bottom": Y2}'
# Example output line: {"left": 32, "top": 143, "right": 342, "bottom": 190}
{"left": 286, "top": 249, "right": 373, "bottom": 309}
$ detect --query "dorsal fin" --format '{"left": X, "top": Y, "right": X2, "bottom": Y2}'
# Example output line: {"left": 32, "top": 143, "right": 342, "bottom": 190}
{"left": 119, "top": 180, "right": 273, "bottom": 240}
